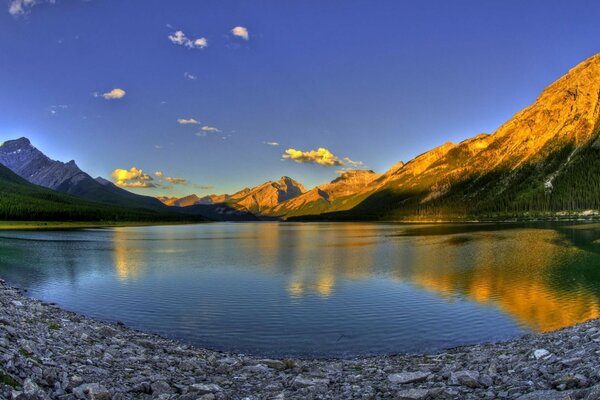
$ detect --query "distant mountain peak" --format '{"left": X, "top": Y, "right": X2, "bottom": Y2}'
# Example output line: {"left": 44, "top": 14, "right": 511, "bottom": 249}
{"left": 4, "top": 137, "right": 31, "bottom": 146}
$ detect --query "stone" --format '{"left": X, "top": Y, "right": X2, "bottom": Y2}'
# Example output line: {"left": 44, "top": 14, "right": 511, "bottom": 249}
{"left": 190, "top": 384, "right": 223, "bottom": 395}
{"left": 516, "top": 390, "right": 575, "bottom": 400}
{"left": 533, "top": 349, "right": 551, "bottom": 360}
{"left": 388, "top": 371, "right": 431, "bottom": 384}
{"left": 150, "top": 380, "right": 172, "bottom": 395}
{"left": 292, "top": 375, "right": 330, "bottom": 387}
{"left": 449, "top": 370, "right": 480, "bottom": 388}
{"left": 258, "top": 359, "right": 287, "bottom": 371}
{"left": 395, "top": 388, "right": 431, "bottom": 399}
{"left": 72, "top": 383, "right": 111, "bottom": 400}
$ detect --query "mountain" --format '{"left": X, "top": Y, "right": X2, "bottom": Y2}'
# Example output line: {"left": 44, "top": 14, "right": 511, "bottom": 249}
{"left": 227, "top": 176, "right": 305, "bottom": 214}
{"left": 0, "top": 164, "right": 195, "bottom": 222}
{"left": 157, "top": 177, "right": 306, "bottom": 217}
{"left": 157, "top": 194, "right": 201, "bottom": 207}
{"left": 299, "top": 52, "right": 600, "bottom": 221}
{"left": 0, "top": 138, "right": 166, "bottom": 211}
{"left": 269, "top": 170, "right": 381, "bottom": 218}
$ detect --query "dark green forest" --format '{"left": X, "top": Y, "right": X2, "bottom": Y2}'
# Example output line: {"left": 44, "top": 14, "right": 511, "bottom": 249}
{"left": 0, "top": 165, "right": 203, "bottom": 222}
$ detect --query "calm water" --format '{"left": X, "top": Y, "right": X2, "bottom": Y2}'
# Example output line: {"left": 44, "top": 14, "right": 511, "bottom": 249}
{"left": 1, "top": 222, "right": 600, "bottom": 357}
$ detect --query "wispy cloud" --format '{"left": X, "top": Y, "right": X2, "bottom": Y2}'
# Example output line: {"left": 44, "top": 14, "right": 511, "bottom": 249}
{"left": 184, "top": 72, "right": 197, "bottom": 80}
{"left": 168, "top": 30, "right": 207, "bottom": 49}
{"left": 282, "top": 147, "right": 363, "bottom": 167}
{"left": 264, "top": 141, "right": 280, "bottom": 146}
{"left": 231, "top": 26, "right": 249, "bottom": 40}
{"left": 164, "top": 176, "right": 188, "bottom": 185}
{"left": 193, "top": 184, "right": 214, "bottom": 190}
{"left": 196, "top": 125, "right": 221, "bottom": 136}
{"left": 177, "top": 118, "right": 200, "bottom": 125}
{"left": 48, "top": 104, "right": 68, "bottom": 116}
{"left": 96, "top": 88, "right": 126, "bottom": 100}
{"left": 112, "top": 167, "right": 155, "bottom": 188}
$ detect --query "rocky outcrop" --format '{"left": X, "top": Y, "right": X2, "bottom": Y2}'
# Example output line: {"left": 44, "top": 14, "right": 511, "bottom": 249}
{"left": 2, "top": 279, "right": 600, "bottom": 399}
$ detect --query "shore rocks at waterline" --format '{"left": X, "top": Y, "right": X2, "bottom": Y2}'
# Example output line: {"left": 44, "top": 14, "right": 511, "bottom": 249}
{"left": 1, "top": 280, "right": 600, "bottom": 400}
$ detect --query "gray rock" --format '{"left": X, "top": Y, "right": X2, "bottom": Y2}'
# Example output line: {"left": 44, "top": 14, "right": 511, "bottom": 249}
{"left": 150, "top": 381, "right": 172, "bottom": 395}
{"left": 388, "top": 371, "right": 431, "bottom": 384}
{"left": 516, "top": 390, "right": 575, "bottom": 400}
{"left": 395, "top": 388, "right": 432, "bottom": 399}
{"left": 72, "top": 383, "right": 111, "bottom": 400}
{"left": 190, "top": 384, "right": 223, "bottom": 395}
{"left": 533, "top": 349, "right": 551, "bottom": 360}
{"left": 292, "top": 375, "right": 330, "bottom": 387}
{"left": 258, "top": 359, "right": 287, "bottom": 371}
{"left": 449, "top": 370, "right": 480, "bottom": 388}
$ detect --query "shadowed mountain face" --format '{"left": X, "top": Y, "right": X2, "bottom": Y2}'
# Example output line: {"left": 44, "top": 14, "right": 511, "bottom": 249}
{"left": 0, "top": 138, "right": 166, "bottom": 211}
{"left": 0, "top": 163, "right": 191, "bottom": 221}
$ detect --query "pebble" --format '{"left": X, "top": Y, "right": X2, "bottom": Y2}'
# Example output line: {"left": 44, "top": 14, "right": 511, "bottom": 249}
{"left": 0, "top": 280, "right": 600, "bottom": 399}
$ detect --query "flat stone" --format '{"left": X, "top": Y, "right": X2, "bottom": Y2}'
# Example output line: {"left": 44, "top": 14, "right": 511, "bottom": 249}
{"left": 396, "top": 388, "right": 431, "bottom": 399}
{"left": 72, "top": 383, "right": 111, "bottom": 400}
{"left": 516, "top": 390, "right": 575, "bottom": 400}
{"left": 258, "top": 359, "right": 287, "bottom": 370}
{"left": 450, "top": 370, "right": 480, "bottom": 388}
{"left": 534, "top": 349, "right": 551, "bottom": 359}
{"left": 292, "top": 375, "right": 330, "bottom": 387}
{"left": 190, "top": 383, "right": 223, "bottom": 395}
{"left": 388, "top": 371, "right": 431, "bottom": 384}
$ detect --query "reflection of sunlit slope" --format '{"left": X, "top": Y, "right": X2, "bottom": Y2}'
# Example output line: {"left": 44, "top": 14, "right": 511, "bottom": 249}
{"left": 112, "top": 229, "right": 144, "bottom": 281}
{"left": 285, "top": 224, "right": 378, "bottom": 298}
{"left": 399, "top": 229, "right": 600, "bottom": 332}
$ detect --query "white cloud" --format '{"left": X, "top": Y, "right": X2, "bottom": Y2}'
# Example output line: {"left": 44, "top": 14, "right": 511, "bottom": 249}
{"left": 282, "top": 147, "right": 363, "bottom": 168}
{"left": 168, "top": 30, "right": 208, "bottom": 49}
{"left": 177, "top": 118, "right": 200, "bottom": 125}
{"left": 168, "top": 30, "right": 187, "bottom": 45}
{"left": 100, "top": 88, "right": 126, "bottom": 100}
{"left": 184, "top": 72, "right": 197, "bottom": 80}
{"left": 264, "top": 141, "right": 280, "bottom": 146}
{"left": 8, "top": 0, "right": 54, "bottom": 15}
{"left": 155, "top": 171, "right": 163, "bottom": 177}
{"left": 231, "top": 26, "right": 249, "bottom": 40}
{"left": 194, "top": 38, "right": 208, "bottom": 48}
{"left": 195, "top": 126, "right": 220, "bottom": 137}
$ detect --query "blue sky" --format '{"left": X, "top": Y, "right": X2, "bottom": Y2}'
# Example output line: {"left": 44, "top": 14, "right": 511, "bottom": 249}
{"left": 1, "top": 0, "right": 599, "bottom": 196}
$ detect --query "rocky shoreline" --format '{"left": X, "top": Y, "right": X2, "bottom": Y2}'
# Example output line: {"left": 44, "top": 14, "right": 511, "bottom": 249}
{"left": 1, "top": 280, "right": 600, "bottom": 400}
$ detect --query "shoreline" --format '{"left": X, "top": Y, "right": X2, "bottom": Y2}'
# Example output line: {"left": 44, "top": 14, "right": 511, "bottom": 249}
{"left": 1, "top": 280, "right": 600, "bottom": 399}
{"left": 0, "top": 221, "right": 209, "bottom": 231}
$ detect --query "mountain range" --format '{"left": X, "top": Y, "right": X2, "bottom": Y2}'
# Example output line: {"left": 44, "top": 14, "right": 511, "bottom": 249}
{"left": 2, "top": 53, "right": 600, "bottom": 222}
{"left": 158, "top": 53, "right": 600, "bottom": 221}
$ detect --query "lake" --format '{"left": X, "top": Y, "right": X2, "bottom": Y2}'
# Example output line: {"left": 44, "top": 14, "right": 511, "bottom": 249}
{"left": 0, "top": 222, "right": 599, "bottom": 357}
